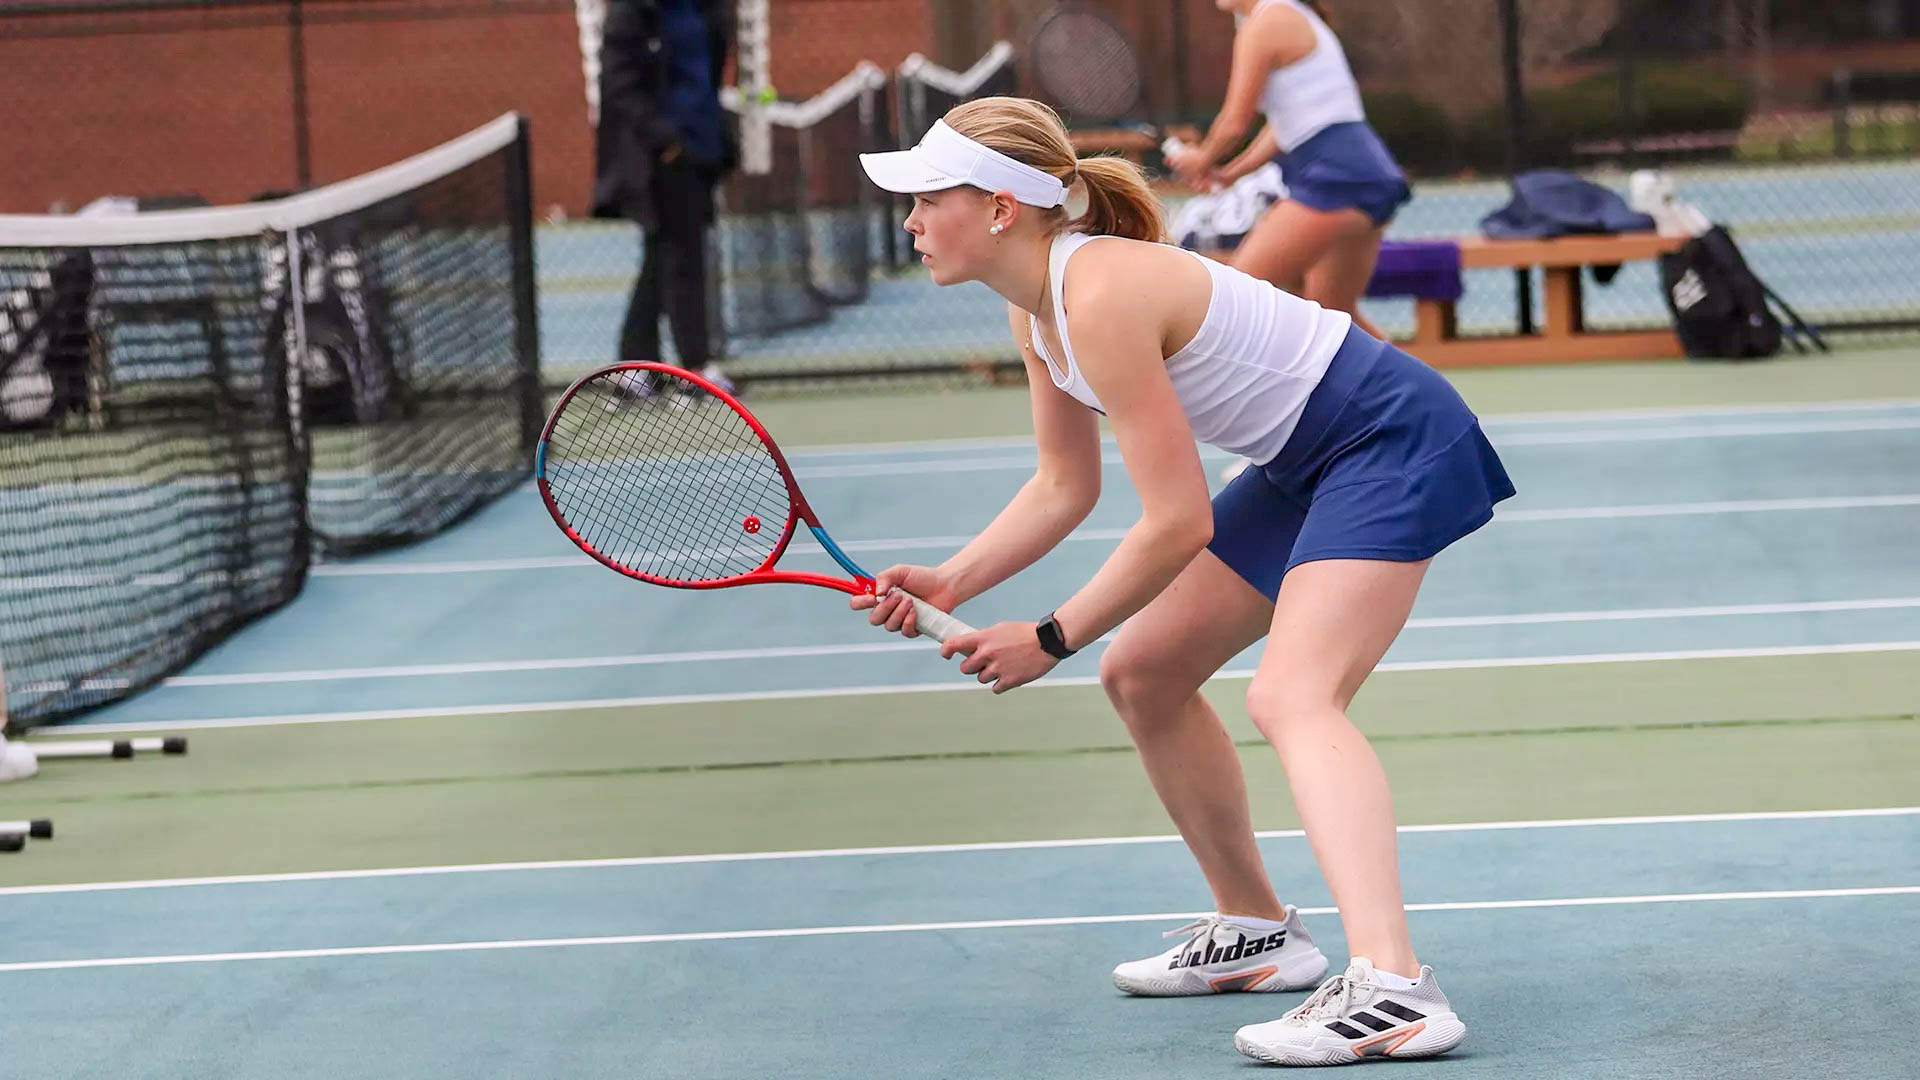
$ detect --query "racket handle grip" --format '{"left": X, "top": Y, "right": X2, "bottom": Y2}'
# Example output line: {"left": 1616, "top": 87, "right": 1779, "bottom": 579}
{"left": 903, "top": 592, "right": 974, "bottom": 646}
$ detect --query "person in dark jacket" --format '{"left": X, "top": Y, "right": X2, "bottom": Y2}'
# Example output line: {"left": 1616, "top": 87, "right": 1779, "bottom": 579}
{"left": 592, "top": 0, "right": 738, "bottom": 394}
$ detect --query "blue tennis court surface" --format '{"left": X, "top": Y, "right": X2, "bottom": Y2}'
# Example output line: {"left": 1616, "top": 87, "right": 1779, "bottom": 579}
{"left": 6, "top": 377, "right": 1917, "bottom": 1080}
{"left": 4, "top": 810, "right": 1916, "bottom": 1078}
{"left": 60, "top": 397, "right": 1920, "bottom": 728}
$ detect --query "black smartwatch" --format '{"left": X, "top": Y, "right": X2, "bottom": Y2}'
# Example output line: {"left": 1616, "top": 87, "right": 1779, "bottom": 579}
{"left": 1035, "top": 612, "right": 1077, "bottom": 660}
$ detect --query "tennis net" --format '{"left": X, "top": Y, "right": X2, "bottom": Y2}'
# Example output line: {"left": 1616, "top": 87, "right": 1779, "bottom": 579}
{"left": 0, "top": 113, "right": 539, "bottom": 727}
{"left": 894, "top": 42, "right": 1017, "bottom": 151}
{"left": 717, "top": 62, "right": 891, "bottom": 346}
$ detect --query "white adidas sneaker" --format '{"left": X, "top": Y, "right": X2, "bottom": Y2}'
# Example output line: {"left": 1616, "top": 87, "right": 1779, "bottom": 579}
{"left": 1234, "top": 957, "right": 1467, "bottom": 1066}
{"left": 1112, "top": 907, "right": 1328, "bottom": 996}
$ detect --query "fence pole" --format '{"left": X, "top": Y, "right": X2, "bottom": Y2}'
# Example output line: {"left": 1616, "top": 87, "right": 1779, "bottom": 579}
{"left": 1169, "top": 0, "right": 1189, "bottom": 122}
{"left": 289, "top": 0, "right": 312, "bottom": 188}
{"left": 1617, "top": 12, "right": 1638, "bottom": 170}
{"left": 1498, "top": 0, "right": 1534, "bottom": 335}
{"left": 1832, "top": 67, "right": 1853, "bottom": 158}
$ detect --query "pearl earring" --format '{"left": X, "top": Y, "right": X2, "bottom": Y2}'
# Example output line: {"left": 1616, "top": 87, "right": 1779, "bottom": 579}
{"left": 989, "top": 224, "right": 1004, "bottom": 235}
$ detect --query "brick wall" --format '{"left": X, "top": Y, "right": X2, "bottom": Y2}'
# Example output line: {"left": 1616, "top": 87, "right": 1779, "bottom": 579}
{"left": 0, "top": 1, "right": 1251, "bottom": 220}
{"left": 770, "top": 1, "right": 937, "bottom": 96}
{"left": 0, "top": 4, "right": 596, "bottom": 216}
{"left": 11, "top": 2, "right": 1913, "bottom": 220}
{"left": 0, "top": 1, "right": 959, "bottom": 220}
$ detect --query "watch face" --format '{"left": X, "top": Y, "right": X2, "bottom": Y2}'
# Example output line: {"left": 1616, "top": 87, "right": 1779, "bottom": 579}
{"left": 1038, "top": 615, "right": 1073, "bottom": 658}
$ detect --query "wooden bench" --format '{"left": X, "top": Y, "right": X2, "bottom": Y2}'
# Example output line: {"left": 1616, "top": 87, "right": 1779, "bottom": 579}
{"left": 1406, "top": 232, "right": 1687, "bottom": 368}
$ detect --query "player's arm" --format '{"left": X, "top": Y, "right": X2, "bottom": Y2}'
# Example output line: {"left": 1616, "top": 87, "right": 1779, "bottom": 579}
{"left": 856, "top": 304, "right": 1102, "bottom": 631}
{"left": 1186, "top": 5, "right": 1306, "bottom": 169}
{"left": 1219, "top": 123, "right": 1280, "bottom": 184}
{"left": 935, "top": 304, "right": 1105, "bottom": 606}
{"left": 933, "top": 248, "right": 1212, "bottom": 692}
{"left": 1040, "top": 257, "right": 1214, "bottom": 651}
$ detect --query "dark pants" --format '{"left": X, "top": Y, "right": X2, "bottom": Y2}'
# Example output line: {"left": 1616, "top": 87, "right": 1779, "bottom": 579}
{"left": 619, "top": 157, "right": 720, "bottom": 370}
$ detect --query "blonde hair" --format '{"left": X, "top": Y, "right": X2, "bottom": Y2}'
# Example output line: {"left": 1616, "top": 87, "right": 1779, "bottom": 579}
{"left": 942, "top": 96, "right": 1166, "bottom": 244}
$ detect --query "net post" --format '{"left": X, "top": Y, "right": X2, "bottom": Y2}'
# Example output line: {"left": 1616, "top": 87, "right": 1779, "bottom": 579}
{"left": 280, "top": 221, "right": 316, "bottom": 575}
{"left": 737, "top": 0, "right": 772, "bottom": 175}
{"left": 886, "top": 63, "right": 916, "bottom": 270}
{"left": 284, "top": 224, "right": 309, "bottom": 452}
{"left": 503, "top": 115, "right": 544, "bottom": 453}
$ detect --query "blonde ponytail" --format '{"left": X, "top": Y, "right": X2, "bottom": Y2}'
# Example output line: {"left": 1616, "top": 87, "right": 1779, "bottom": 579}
{"left": 943, "top": 96, "right": 1166, "bottom": 243}
{"left": 1070, "top": 154, "right": 1166, "bottom": 243}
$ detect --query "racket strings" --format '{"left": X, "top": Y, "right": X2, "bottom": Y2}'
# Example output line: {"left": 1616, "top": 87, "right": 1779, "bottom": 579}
{"left": 542, "top": 370, "right": 793, "bottom": 582}
{"left": 580, "top": 390, "right": 785, "bottom": 576}
{"left": 552, "top": 388, "right": 784, "bottom": 579}
{"left": 1032, "top": 12, "right": 1142, "bottom": 121}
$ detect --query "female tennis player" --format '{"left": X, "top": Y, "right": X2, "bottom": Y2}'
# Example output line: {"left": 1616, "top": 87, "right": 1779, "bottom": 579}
{"left": 851, "top": 97, "right": 1509, "bottom": 1066}
{"left": 1167, "top": 0, "right": 1408, "bottom": 343}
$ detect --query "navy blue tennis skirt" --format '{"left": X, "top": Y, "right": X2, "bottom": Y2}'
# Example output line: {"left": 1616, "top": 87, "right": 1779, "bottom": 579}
{"left": 1274, "top": 121, "right": 1411, "bottom": 227}
{"left": 1207, "top": 325, "right": 1515, "bottom": 601}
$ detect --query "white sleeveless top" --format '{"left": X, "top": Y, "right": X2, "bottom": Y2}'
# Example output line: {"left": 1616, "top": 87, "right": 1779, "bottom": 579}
{"left": 1255, "top": 0, "right": 1367, "bottom": 152}
{"left": 1028, "top": 232, "right": 1350, "bottom": 466}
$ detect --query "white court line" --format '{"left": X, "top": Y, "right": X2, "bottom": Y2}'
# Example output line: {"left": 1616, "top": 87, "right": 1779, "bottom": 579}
{"left": 4, "top": 807, "right": 1911, "bottom": 898}
{"left": 310, "top": 493, "right": 1920, "bottom": 577}
{"left": 527, "top": 416, "right": 1920, "bottom": 490}
{"left": 773, "top": 399, "right": 1920, "bottom": 458}
{"left": 1408, "top": 596, "right": 1920, "bottom": 627}
{"left": 1488, "top": 416, "right": 1920, "bottom": 446}
{"left": 3, "top": 886, "right": 1913, "bottom": 973}
{"left": 685, "top": 418, "right": 1920, "bottom": 482}
{"left": 1499, "top": 493, "right": 1920, "bottom": 521}
{"left": 1478, "top": 398, "right": 1920, "bottom": 425}
{"left": 159, "top": 597, "right": 1920, "bottom": 686}
{"left": 19, "top": 401, "right": 1919, "bottom": 513}
{"left": 59, "top": 640, "right": 1920, "bottom": 734}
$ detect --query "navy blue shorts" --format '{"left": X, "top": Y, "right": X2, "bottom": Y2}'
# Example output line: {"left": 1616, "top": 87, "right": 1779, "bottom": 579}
{"left": 1274, "top": 121, "right": 1411, "bottom": 227}
{"left": 1207, "top": 325, "right": 1516, "bottom": 601}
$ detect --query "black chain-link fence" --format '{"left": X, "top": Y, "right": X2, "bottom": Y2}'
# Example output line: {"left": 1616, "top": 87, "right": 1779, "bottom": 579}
{"left": 5, "top": 0, "right": 1917, "bottom": 399}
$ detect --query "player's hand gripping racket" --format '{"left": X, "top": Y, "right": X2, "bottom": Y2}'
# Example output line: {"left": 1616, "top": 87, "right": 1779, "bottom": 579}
{"left": 536, "top": 363, "right": 975, "bottom": 645}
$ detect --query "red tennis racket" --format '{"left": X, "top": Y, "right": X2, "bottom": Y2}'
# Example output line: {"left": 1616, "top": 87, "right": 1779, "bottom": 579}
{"left": 536, "top": 363, "right": 974, "bottom": 644}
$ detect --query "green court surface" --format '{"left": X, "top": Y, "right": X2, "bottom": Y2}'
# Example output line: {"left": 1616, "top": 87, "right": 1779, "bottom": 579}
{"left": 3, "top": 346, "right": 1918, "bottom": 1079}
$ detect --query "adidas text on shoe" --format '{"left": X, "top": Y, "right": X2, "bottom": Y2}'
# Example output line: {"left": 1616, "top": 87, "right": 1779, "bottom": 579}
{"left": 1111, "top": 907, "right": 1328, "bottom": 997}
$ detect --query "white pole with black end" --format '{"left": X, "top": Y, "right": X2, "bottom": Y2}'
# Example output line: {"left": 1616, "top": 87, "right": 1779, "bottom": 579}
{"left": 29, "top": 736, "right": 189, "bottom": 760}
{"left": 0, "top": 818, "right": 53, "bottom": 852}
{"left": 0, "top": 662, "right": 47, "bottom": 851}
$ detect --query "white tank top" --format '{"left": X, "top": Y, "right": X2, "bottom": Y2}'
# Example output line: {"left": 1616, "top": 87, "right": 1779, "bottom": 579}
{"left": 1255, "top": 0, "right": 1367, "bottom": 152}
{"left": 1028, "top": 232, "right": 1350, "bottom": 466}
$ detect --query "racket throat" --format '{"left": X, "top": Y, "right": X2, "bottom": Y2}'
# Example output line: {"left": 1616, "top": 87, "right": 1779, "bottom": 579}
{"left": 808, "top": 525, "right": 874, "bottom": 587}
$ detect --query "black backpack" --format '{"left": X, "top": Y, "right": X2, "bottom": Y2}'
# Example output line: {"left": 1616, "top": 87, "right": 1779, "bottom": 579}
{"left": 0, "top": 252, "right": 95, "bottom": 430}
{"left": 1658, "top": 225, "right": 1824, "bottom": 360}
{"left": 262, "top": 227, "right": 407, "bottom": 429}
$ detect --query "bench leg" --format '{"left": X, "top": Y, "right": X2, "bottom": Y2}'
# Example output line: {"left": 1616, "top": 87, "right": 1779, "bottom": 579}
{"left": 1542, "top": 266, "right": 1585, "bottom": 338}
{"left": 1412, "top": 299, "right": 1457, "bottom": 345}
{"left": 1514, "top": 268, "right": 1534, "bottom": 335}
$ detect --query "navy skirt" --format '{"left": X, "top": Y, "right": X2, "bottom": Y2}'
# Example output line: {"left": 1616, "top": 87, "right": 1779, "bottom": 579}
{"left": 1207, "top": 325, "right": 1515, "bottom": 601}
{"left": 1274, "top": 121, "right": 1411, "bottom": 227}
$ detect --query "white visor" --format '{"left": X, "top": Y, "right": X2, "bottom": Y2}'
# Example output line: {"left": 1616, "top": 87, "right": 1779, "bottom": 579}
{"left": 859, "top": 120, "right": 1068, "bottom": 208}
